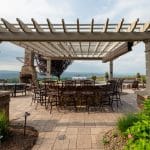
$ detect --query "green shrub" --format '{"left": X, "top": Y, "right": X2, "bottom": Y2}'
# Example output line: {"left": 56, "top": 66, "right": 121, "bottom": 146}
{"left": 141, "top": 76, "right": 146, "bottom": 82}
{"left": 117, "top": 114, "right": 139, "bottom": 135}
{"left": 124, "top": 99, "right": 150, "bottom": 149}
{"left": 125, "top": 138, "right": 150, "bottom": 150}
{"left": 0, "top": 111, "right": 9, "bottom": 140}
{"left": 125, "top": 120, "right": 150, "bottom": 150}
{"left": 136, "top": 73, "right": 141, "bottom": 79}
{"left": 91, "top": 75, "right": 97, "bottom": 81}
{"left": 102, "top": 137, "right": 109, "bottom": 145}
{"left": 105, "top": 72, "right": 109, "bottom": 80}
{"left": 142, "top": 99, "right": 150, "bottom": 117}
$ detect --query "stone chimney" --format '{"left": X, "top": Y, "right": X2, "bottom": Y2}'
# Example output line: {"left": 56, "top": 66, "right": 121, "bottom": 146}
{"left": 20, "top": 49, "right": 37, "bottom": 84}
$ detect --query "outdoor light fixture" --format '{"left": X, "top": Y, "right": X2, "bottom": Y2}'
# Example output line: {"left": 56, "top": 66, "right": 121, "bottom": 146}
{"left": 0, "top": 135, "right": 3, "bottom": 147}
{"left": 24, "top": 112, "right": 30, "bottom": 136}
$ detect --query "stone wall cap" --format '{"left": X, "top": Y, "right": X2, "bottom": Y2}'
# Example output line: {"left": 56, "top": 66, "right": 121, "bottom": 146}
{"left": 0, "top": 91, "right": 11, "bottom": 97}
{"left": 136, "top": 90, "right": 150, "bottom": 98}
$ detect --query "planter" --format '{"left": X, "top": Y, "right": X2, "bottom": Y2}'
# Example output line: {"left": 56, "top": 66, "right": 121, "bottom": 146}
{"left": 136, "top": 91, "right": 150, "bottom": 109}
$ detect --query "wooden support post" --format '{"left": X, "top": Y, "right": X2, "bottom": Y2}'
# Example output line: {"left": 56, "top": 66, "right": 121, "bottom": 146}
{"left": 47, "top": 58, "right": 51, "bottom": 79}
{"left": 109, "top": 61, "right": 113, "bottom": 80}
{"left": 145, "top": 41, "right": 150, "bottom": 92}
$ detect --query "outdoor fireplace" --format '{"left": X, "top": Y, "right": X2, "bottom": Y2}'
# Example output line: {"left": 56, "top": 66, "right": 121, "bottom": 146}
{"left": 20, "top": 73, "right": 32, "bottom": 83}
{"left": 20, "top": 65, "right": 37, "bottom": 84}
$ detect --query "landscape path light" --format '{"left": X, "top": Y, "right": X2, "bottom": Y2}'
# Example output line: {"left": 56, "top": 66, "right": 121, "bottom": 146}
{"left": 24, "top": 112, "right": 30, "bottom": 136}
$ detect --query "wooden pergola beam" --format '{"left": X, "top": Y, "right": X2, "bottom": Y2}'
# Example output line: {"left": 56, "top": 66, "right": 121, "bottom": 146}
{"left": 58, "top": 42, "right": 73, "bottom": 56}
{"left": 47, "top": 56, "right": 102, "bottom": 60}
{"left": 101, "top": 42, "right": 123, "bottom": 57}
{"left": 69, "top": 42, "right": 77, "bottom": 56}
{"left": 21, "top": 42, "right": 53, "bottom": 56}
{"left": 32, "top": 42, "right": 57, "bottom": 56}
{"left": 40, "top": 42, "right": 61, "bottom": 56}
{"left": 98, "top": 42, "right": 110, "bottom": 56}
{"left": 0, "top": 32, "right": 149, "bottom": 41}
{"left": 87, "top": 42, "right": 91, "bottom": 56}
{"left": 102, "top": 42, "right": 131, "bottom": 62}
{"left": 92, "top": 42, "right": 101, "bottom": 56}
{"left": 79, "top": 42, "right": 83, "bottom": 56}
{"left": 13, "top": 41, "right": 47, "bottom": 56}
{"left": 48, "top": 42, "right": 68, "bottom": 56}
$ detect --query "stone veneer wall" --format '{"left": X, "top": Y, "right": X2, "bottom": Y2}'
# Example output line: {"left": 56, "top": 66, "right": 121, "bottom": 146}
{"left": 0, "top": 91, "right": 10, "bottom": 121}
{"left": 20, "top": 49, "right": 37, "bottom": 84}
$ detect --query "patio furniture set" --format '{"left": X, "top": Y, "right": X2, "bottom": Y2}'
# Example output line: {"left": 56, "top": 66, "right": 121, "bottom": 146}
{"left": 31, "top": 79, "right": 124, "bottom": 113}
{"left": 0, "top": 83, "right": 27, "bottom": 97}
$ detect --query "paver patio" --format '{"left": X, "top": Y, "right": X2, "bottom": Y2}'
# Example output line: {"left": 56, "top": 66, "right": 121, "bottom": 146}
{"left": 10, "top": 89, "right": 138, "bottom": 150}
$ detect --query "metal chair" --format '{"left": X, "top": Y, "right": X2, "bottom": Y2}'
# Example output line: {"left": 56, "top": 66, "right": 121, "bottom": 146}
{"left": 97, "top": 84, "right": 114, "bottom": 111}
{"left": 108, "top": 79, "right": 122, "bottom": 107}
{"left": 61, "top": 80, "right": 77, "bottom": 111}
{"left": 46, "top": 84, "right": 61, "bottom": 113}
{"left": 79, "top": 80, "right": 96, "bottom": 113}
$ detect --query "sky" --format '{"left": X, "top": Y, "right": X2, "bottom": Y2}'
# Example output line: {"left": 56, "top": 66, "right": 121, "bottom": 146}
{"left": 0, "top": 0, "right": 149, "bottom": 75}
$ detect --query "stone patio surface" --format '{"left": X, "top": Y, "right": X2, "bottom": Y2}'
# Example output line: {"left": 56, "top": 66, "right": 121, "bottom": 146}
{"left": 10, "top": 89, "right": 138, "bottom": 150}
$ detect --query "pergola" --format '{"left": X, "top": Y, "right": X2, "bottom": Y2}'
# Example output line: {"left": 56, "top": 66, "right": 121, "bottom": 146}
{"left": 0, "top": 18, "right": 150, "bottom": 93}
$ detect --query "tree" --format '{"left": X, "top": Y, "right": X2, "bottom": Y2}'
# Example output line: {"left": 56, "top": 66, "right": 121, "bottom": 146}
{"left": 105, "top": 72, "right": 109, "bottom": 81}
{"left": 136, "top": 72, "right": 141, "bottom": 79}
{"left": 91, "top": 75, "right": 97, "bottom": 81}
{"left": 51, "top": 60, "right": 72, "bottom": 80}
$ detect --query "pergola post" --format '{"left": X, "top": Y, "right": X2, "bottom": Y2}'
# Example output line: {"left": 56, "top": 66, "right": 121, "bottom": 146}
{"left": 109, "top": 61, "right": 113, "bottom": 80}
{"left": 46, "top": 58, "right": 51, "bottom": 78}
{"left": 145, "top": 41, "right": 150, "bottom": 92}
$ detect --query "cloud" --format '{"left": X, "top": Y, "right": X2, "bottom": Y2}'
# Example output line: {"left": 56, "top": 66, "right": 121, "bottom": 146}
{"left": 0, "top": 0, "right": 149, "bottom": 74}
{"left": 0, "top": 0, "right": 74, "bottom": 22}
{"left": 94, "top": 0, "right": 150, "bottom": 22}
{"left": 65, "top": 60, "right": 109, "bottom": 73}
{"left": 0, "top": 42, "right": 24, "bottom": 71}
{"left": 114, "top": 42, "right": 146, "bottom": 74}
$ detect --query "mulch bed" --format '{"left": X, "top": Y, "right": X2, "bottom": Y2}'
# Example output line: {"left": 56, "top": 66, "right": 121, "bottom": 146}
{"left": 0, "top": 123, "right": 38, "bottom": 150}
{"left": 103, "top": 128, "right": 127, "bottom": 150}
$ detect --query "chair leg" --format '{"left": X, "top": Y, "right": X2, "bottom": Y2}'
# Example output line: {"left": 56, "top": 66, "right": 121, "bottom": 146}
{"left": 35, "top": 101, "right": 39, "bottom": 110}
{"left": 86, "top": 98, "right": 90, "bottom": 114}
{"left": 73, "top": 97, "right": 77, "bottom": 112}
{"left": 49, "top": 103, "right": 52, "bottom": 114}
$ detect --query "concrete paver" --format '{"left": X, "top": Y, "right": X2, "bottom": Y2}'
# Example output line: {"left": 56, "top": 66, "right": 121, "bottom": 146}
{"left": 9, "top": 89, "right": 138, "bottom": 150}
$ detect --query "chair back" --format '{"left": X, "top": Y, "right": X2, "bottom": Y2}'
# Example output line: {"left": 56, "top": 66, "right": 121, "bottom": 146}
{"left": 80, "top": 80, "right": 95, "bottom": 86}
{"left": 132, "top": 80, "right": 139, "bottom": 89}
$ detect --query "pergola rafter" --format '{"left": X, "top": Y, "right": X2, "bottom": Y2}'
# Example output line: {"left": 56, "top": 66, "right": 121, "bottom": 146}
{"left": 31, "top": 18, "right": 44, "bottom": 33}
{"left": 16, "top": 18, "right": 32, "bottom": 33}
{"left": 116, "top": 19, "right": 124, "bottom": 32}
{"left": 0, "top": 18, "right": 149, "bottom": 61}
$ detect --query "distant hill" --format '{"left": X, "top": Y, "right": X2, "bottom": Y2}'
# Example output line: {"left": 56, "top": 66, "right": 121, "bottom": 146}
{"left": 0, "top": 70, "right": 104, "bottom": 79}
{"left": 0, "top": 70, "right": 20, "bottom": 79}
{"left": 0, "top": 70, "right": 135, "bottom": 80}
{"left": 61, "top": 72, "right": 103, "bottom": 78}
